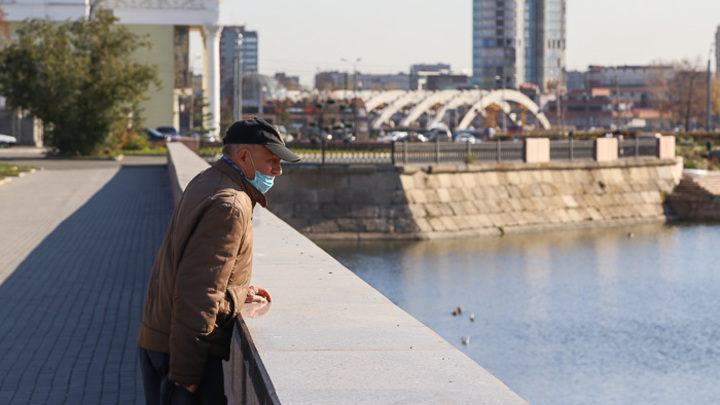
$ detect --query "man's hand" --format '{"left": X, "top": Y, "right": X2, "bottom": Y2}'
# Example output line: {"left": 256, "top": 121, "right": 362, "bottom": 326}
{"left": 175, "top": 382, "right": 199, "bottom": 393}
{"left": 243, "top": 301, "right": 272, "bottom": 319}
{"left": 246, "top": 285, "right": 272, "bottom": 303}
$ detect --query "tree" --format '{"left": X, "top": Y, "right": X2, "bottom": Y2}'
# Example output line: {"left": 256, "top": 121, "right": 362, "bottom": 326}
{"left": 0, "top": 11, "right": 159, "bottom": 156}
{"left": 0, "top": 9, "right": 9, "bottom": 44}
{"left": 648, "top": 59, "right": 708, "bottom": 131}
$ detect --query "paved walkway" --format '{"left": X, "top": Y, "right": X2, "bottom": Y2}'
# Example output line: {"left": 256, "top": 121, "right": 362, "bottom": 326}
{"left": 0, "top": 151, "right": 173, "bottom": 404}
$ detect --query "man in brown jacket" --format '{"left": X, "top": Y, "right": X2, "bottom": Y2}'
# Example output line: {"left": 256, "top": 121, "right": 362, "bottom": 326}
{"left": 137, "top": 117, "right": 300, "bottom": 404}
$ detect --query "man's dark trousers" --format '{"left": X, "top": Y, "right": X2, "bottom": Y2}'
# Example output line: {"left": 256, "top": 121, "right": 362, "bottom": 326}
{"left": 138, "top": 347, "right": 227, "bottom": 404}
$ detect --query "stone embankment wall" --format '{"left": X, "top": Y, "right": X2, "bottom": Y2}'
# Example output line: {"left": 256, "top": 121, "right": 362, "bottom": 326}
{"left": 268, "top": 158, "right": 683, "bottom": 240}
{"left": 666, "top": 172, "right": 720, "bottom": 221}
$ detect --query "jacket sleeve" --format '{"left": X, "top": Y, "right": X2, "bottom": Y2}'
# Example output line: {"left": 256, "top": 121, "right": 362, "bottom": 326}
{"left": 168, "top": 197, "right": 247, "bottom": 384}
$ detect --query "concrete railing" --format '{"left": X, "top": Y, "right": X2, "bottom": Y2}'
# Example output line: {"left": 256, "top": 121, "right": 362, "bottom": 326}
{"left": 166, "top": 143, "right": 529, "bottom": 404}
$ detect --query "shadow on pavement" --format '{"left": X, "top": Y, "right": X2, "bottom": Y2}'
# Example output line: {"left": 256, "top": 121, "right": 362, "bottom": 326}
{"left": 0, "top": 163, "right": 173, "bottom": 404}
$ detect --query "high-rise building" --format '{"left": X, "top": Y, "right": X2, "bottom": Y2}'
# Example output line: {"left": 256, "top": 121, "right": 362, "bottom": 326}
{"left": 473, "top": 0, "right": 565, "bottom": 92}
{"left": 472, "top": 0, "right": 525, "bottom": 90}
{"left": 219, "top": 26, "right": 258, "bottom": 103}
{"left": 716, "top": 26, "right": 720, "bottom": 78}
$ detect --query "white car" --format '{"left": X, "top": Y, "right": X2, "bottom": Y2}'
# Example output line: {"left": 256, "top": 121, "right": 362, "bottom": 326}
{"left": 377, "top": 131, "right": 408, "bottom": 142}
{"left": 454, "top": 133, "right": 480, "bottom": 144}
{"left": 0, "top": 134, "right": 17, "bottom": 148}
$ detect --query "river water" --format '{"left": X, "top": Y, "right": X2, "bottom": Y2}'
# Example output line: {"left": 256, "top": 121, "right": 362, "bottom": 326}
{"left": 317, "top": 223, "right": 720, "bottom": 405}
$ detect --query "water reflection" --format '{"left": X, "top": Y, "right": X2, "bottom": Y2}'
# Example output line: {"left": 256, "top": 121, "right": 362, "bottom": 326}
{"left": 318, "top": 223, "right": 720, "bottom": 405}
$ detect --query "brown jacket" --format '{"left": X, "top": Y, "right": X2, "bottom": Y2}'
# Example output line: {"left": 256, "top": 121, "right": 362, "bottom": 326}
{"left": 137, "top": 159, "right": 266, "bottom": 384}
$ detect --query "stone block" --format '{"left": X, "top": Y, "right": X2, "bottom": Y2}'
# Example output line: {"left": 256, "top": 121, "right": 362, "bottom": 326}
{"left": 363, "top": 218, "right": 392, "bottom": 232}
{"left": 268, "top": 202, "right": 294, "bottom": 220}
{"left": 449, "top": 188, "right": 466, "bottom": 202}
{"left": 449, "top": 202, "right": 466, "bottom": 216}
{"left": 587, "top": 207, "right": 603, "bottom": 221}
{"left": 461, "top": 187, "right": 476, "bottom": 200}
{"left": 424, "top": 189, "right": 440, "bottom": 203}
{"left": 394, "top": 217, "right": 421, "bottom": 232}
{"left": 566, "top": 208, "right": 584, "bottom": 222}
{"left": 428, "top": 217, "right": 447, "bottom": 231}
{"left": 508, "top": 198, "right": 525, "bottom": 212}
{"left": 538, "top": 183, "right": 556, "bottom": 197}
{"left": 350, "top": 172, "right": 400, "bottom": 191}
{"left": 322, "top": 204, "right": 352, "bottom": 218}
{"left": 456, "top": 215, "right": 475, "bottom": 230}
{"left": 507, "top": 171, "right": 521, "bottom": 185}
{"left": 309, "top": 219, "right": 340, "bottom": 233}
{"left": 297, "top": 173, "right": 350, "bottom": 190}
{"left": 414, "top": 172, "right": 429, "bottom": 189}
{"left": 399, "top": 174, "right": 416, "bottom": 190}
{"left": 382, "top": 204, "right": 410, "bottom": 218}
{"left": 519, "top": 198, "right": 536, "bottom": 211}
{"left": 484, "top": 172, "right": 500, "bottom": 186}
{"left": 540, "top": 170, "right": 554, "bottom": 183}
{"left": 507, "top": 186, "right": 523, "bottom": 199}
{"left": 561, "top": 195, "right": 579, "bottom": 208}
{"left": 285, "top": 217, "right": 310, "bottom": 232}
{"left": 460, "top": 173, "right": 477, "bottom": 188}
{"left": 411, "top": 217, "right": 432, "bottom": 232}
{"left": 518, "top": 185, "right": 535, "bottom": 198}
{"left": 437, "top": 188, "right": 452, "bottom": 202}
{"left": 437, "top": 173, "right": 454, "bottom": 188}
{"left": 425, "top": 175, "right": 441, "bottom": 188}
{"left": 641, "top": 191, "right": 661, "bottom": 204}
{"left": 407, "top": 189, "right": 428, "bottom": 204}
{"left": 351, "top": 204, "right": 381, "bottom": 218}
{"left": 296, "top": 203, "right": 321, "bottom": 218}
{"left": 407, "top": 204, "right": 428, "bottom": 218}
{"left": 544, "top": 209, "right": 560, "bottom": 223}
{"left": 480, "top": 186, "right": 496, "bottom": 199}
{"left": 556, "top": 209, "right": 572, "bottom": 222}
{"left": 462, "top": 201, "right": 479, "bottom": 215}
{"left": 529, "top": 183, "right": 544, "bottom": 197}
{"left": 337, "top": 218, "right": 364, "bottom": 232}
{"left": 291, "top": 189, "right": 330, "bottom": 204}
{"left": 424, "top": 203, "right": 444, "bottom": 218}
{"left": 496, "top": 172, "right": 509, "bottom": 185}
{"left": 336, "top": 188, "right": 375, "bottom": 204}
{"left": 441, "top": 216, "right": 460, "bottom": 231}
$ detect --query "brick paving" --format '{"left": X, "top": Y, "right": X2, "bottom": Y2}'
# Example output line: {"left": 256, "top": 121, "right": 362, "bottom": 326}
{"left": 0, "top": 154, "right": 173, "bottom": 404}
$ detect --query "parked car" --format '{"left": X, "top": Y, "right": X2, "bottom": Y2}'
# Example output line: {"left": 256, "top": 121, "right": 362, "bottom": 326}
{"left": 0, "top": 134, "right": 17, "bottom": 148}
{"left": 454, "top": 133, "right": 480, "bottom": 144}
{"left": 426, "top": 127, "right": 453, "bottom": 142}
{"left": 146, "top": 128, "right": 169, "bottom": 142}
{"left": 377, "top": 131, "right": 408, "bottom": 142}
{"left": 155, "top": 126, "right": 180, "bottom": 141}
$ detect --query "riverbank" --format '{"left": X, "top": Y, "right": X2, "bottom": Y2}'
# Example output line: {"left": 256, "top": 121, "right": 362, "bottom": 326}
{"left": 267, "top": 157, "right": 683, "bottom": 240}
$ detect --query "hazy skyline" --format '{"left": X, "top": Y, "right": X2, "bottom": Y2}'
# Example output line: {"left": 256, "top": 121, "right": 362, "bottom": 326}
{"left": 214, "top": 0, "right": 720, "bottom": 87}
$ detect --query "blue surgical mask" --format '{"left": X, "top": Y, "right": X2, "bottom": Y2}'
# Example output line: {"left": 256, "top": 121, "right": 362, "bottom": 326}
{"left": 221, "top": 153, "right": 275, "bottom": 194}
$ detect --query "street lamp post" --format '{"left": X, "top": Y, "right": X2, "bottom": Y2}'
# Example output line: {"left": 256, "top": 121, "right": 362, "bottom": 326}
{"left": 495, "top": 75, "right": 507, "bottom": 133}
{"left": 342, "top": 57, "right": 361, "bottom": 139}
{"left": 233, "top": 33, "right": 243, "bottom": 122}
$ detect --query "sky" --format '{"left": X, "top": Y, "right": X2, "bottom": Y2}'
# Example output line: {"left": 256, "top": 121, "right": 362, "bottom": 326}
{"left": 209, "top": 0, "right": 720, "bottom": 87}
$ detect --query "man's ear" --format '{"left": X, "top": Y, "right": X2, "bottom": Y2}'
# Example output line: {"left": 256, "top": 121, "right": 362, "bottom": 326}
{"left": 235, "top": 147, "right": 249, "bottom": 167}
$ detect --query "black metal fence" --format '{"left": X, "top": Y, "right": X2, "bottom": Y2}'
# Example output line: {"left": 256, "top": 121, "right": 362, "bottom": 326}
{"left": 291, "top": 137, "right": 663, "bottom": 165}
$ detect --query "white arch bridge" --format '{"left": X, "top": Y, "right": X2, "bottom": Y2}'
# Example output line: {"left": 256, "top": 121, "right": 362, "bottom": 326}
{"left": 289, "top": 89, "right": 552, "bottom": 131}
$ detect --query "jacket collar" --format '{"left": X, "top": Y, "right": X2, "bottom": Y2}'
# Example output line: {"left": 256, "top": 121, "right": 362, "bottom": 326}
{"left": 213, "top": 158, "right": 267, "bottom": 207}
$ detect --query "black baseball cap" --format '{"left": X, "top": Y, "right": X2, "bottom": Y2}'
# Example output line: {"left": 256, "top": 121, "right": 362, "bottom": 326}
{"left": 222, "top": 117, "right": 301, "bottom": 162}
